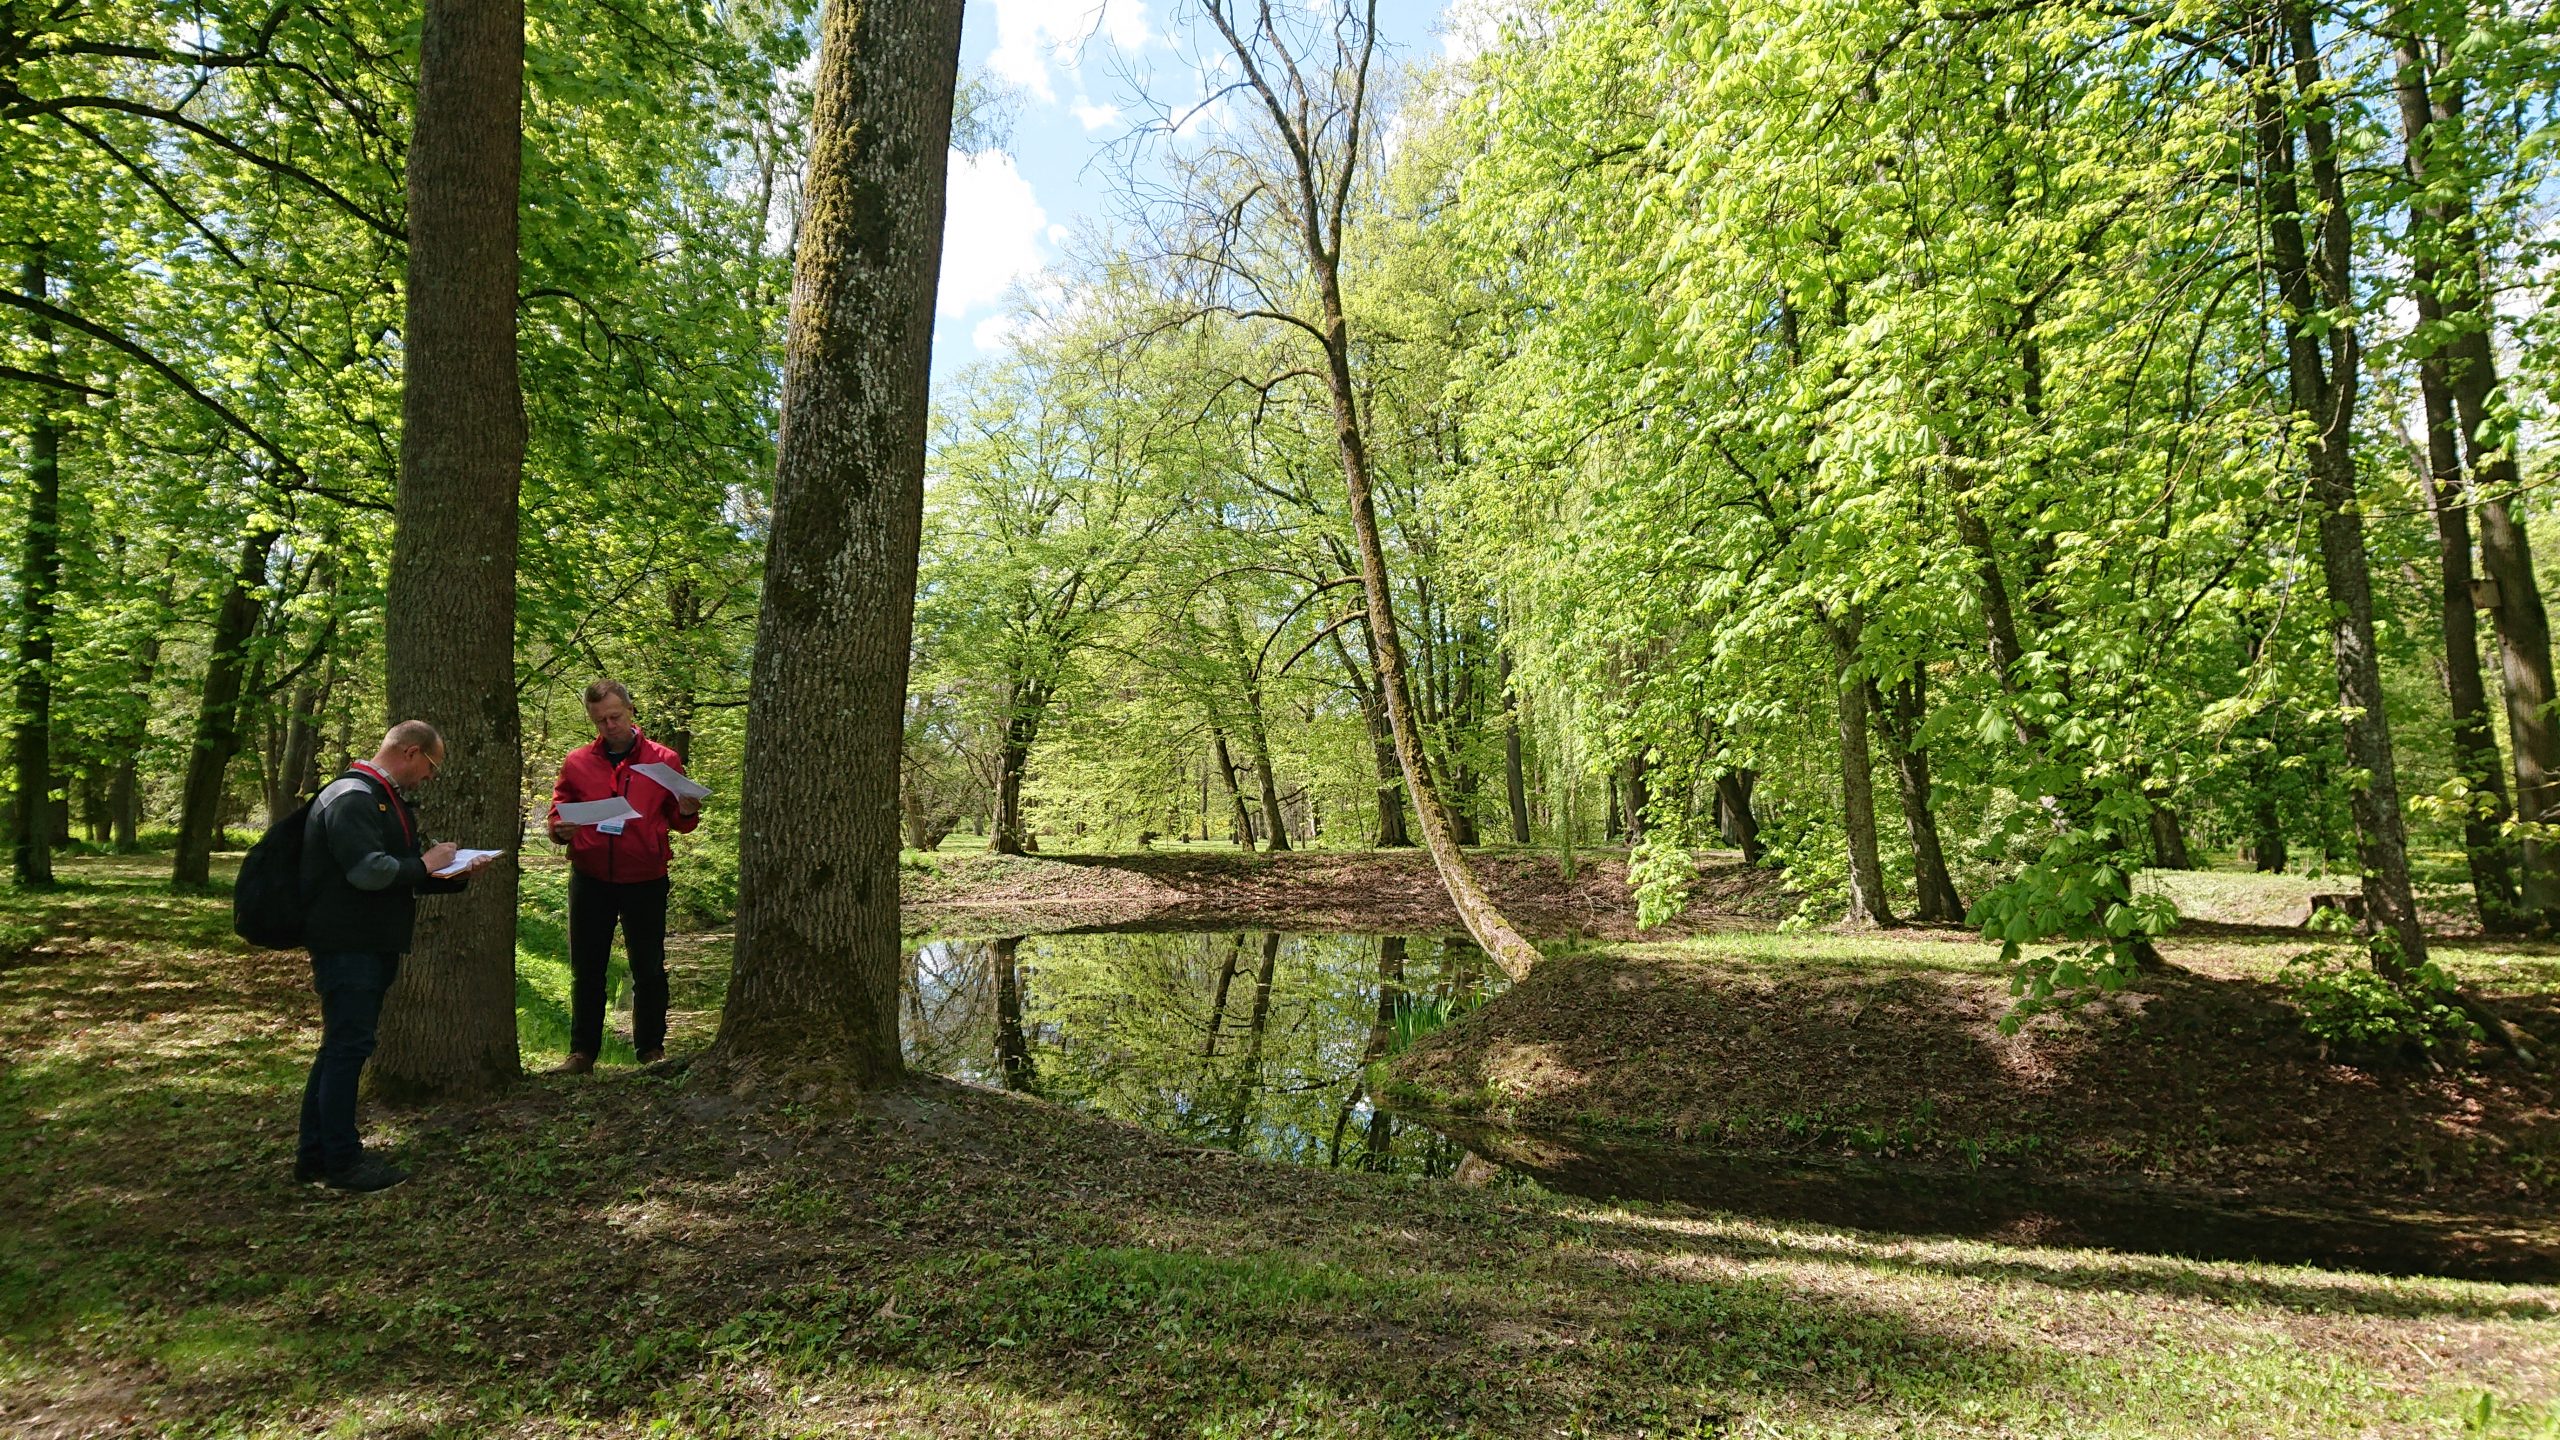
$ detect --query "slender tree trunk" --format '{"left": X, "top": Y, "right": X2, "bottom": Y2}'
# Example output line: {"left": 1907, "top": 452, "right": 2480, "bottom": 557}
{"left": 1622, "top": 750, "right": 1648, "bottom": 846}
{"left": 1223, "top": 930, "right": 1281, "bottom": 1146}
{"left": 2258, "top": 14, "right": 2425, "bottom": 972}
{"left": 11, "top": 249, "right": 64, "bottom": 887}
{"left": 1869, "top": 675, "right": 1962, "bottom": 921}
{"left": 171, "top": 530, "right": 276, "bottom": 887}
{"left": 1250, "top": 743, "right": 1289, "bottom": 852}
{"left": 1820, "top": 614, "right": 1894, "bottom": 928}
{"left": 371, "top": 0, "right": 527, "bottom": 1100}
{"left": 1500, "top": 650, "right": 1531, "bottom": 844}
{"left": 1714, "top": 769, "right": 1763, "bottom": 863}
{"left": 2393, "top": 36, "right": 2560, "bottom": 919}
{"left": 705, "top": 0, "right": 965, "bottom": 1088}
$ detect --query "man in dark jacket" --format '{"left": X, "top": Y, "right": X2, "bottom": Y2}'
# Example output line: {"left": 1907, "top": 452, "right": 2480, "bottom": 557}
{"left": 294, "top": 720, "right": 492, "bottom": 1191}
{"left": 547, "top": 679, "right": 700, "bottom": 1072}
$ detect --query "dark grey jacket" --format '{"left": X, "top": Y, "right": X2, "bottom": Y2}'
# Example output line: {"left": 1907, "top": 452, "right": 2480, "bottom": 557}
{"left": 299, "top": 769, "right": 464, "bottom": 954}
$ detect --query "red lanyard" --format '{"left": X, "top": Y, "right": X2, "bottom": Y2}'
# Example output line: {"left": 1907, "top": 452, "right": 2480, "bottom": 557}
{"left": 350, "top": 762, "right": 416, "bottom": 849}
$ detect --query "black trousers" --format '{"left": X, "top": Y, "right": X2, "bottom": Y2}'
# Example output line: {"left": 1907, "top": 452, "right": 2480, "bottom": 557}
{"left": 568, "top": 872, "right": 670, "bottom": 1057}
{"left": 298, "top": 950, "right": 399, "bottom": 1173}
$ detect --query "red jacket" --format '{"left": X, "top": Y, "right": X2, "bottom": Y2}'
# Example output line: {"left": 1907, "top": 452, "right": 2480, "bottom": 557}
{"left": 550, "top": 729, "right": 700, "bottom": 883}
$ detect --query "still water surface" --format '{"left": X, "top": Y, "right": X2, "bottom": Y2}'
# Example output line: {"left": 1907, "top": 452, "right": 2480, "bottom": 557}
{"left": 903, "top": 930, "right": 1499, "bottom": 1177}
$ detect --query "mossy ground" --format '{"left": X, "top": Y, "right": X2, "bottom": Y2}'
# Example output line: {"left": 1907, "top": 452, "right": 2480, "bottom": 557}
{"left": 5, "top": 854, "right": 2559, "bottom": 1437}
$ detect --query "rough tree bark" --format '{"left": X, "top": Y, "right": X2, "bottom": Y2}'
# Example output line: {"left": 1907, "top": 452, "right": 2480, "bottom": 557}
{"left": 370, "top": 0, "right": 526, "bottom": 1100}
{"left": 703, "top": 0, "right": 966, "bottom": 1088}
{"left": 1202, "top": 0, "right": 1538, "bottom": 979}
{"left": 11, "top": 249, "right": 64, "bottom": 888}
{"left": 2257, "top": 12, "right": 2426, "bottom": 972}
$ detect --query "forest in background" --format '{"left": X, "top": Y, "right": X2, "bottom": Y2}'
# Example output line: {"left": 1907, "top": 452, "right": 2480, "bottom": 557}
{"left": 9, "top": 0, "right": 2560, "bottom": 1031}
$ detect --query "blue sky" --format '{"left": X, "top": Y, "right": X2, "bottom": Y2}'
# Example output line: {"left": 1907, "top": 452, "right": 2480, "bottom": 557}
{"left": 928, "top": 0, "right": 1479, "bottom": 383}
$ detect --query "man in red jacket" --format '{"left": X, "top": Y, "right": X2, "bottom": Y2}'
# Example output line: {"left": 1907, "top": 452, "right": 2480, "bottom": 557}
{"left": 547, "top": 679, "right": 701, "bottom": 1071}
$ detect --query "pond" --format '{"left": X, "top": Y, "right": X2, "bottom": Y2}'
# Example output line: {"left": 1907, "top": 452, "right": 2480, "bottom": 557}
{"left": 903, "top": 929, "right": 1501, "bottom": 1178}
{"left": 897, "top": 927, "right": 2560, "bottom": 1282}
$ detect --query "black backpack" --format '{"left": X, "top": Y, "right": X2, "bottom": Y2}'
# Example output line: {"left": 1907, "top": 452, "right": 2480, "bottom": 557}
{"left": 232, "top": 795, "right": 319, "bottom": 949}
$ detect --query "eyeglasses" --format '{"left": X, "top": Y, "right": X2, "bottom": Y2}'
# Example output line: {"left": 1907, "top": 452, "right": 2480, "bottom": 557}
{"left": 419, "top": 749, "right": 444, "bottom": 780}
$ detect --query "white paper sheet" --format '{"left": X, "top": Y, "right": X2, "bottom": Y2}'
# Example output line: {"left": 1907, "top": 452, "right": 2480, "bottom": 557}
{"left": 433, "top": 848, "right": 504, "bottom": 878}
{"left": 556, "top": 796, "right": 641, "bottom": 827}
{"left": 632, "top": 762, "right": 709, "bottom": 800}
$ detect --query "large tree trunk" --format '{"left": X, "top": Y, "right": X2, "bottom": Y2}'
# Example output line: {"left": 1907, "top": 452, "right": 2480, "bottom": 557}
{"left": 1869, "top": 675, "right": 1962, "bottom": 921}
{"left": 704, "top": 0, "right": 965, "bottom": 1089}
{"left": 371, "top": 0, "right": 527, "bottom": 1101}
{"left": 1820, "top": 614, "right": 1894, "bottom": 928}
{"left": 171, "top": 530, "right": 276, "bottom": 887}
{"left": 2259, "top": 13, "right": 2425, "bottom": 972}
{"left": 11, "top": 249, "right": 63, "bottom": 888}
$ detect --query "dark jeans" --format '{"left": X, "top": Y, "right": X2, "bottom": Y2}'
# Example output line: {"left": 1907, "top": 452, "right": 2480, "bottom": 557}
{"left": 569, "top": 872, "right": 670, "bottom": 1057}
{"left": 298, "top": 950, "right": 400, "bottom": 1173}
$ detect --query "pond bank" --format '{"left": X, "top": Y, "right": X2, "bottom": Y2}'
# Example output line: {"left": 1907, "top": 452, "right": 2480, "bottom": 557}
{"left": 1386, "top": 940, "right": 2560, "bottom": 1222}
{"left": 900, "top": 845, "right": 1793, "bottom": 939}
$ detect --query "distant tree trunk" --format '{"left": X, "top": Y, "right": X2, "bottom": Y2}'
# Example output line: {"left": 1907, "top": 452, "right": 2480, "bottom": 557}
{"left": 11, "top": 249, "right": 64, "bottom": 887}
{"left": 1211, "top": 729, "right": 1253, "bottom": 847}
{"left": 662, "top": 578, "right": 702, "bottom": 765}
{"left": 991, "top": 684, "right": 1044, "bottom": 856}
{"left": 1500, "top": 651, "right": 1531, "bottom": 844}
{"left": 1869, "top": 676, "right": 1961, "bottom": 920}
{"left": 1622, "top": 750, "right": 1649, "bottom": 847}
{"left": 1250, "top": 744, "right": 1289, "bottom": 852}
{"left": 1604, "top": 776, "right": 1622, "bottom": 842}
{"left": 1333, "top": 637, "right": 1409, "bottom": 847}
{"left": 1819, "top": 612, "right": 1894, "bottom": 928}
{"left": 2259, "top": 12, "right": 2424, "bottom": 972}
{"left": 172, "top": 529, "right": 276, "bottom": 887}
{"left": 265, "top": 652, "right": 336, "bottom": 820}
{"left": 371, "top": 0, "right": 527, "bottom": 1101}
{"left": 704, "top": 0, "right": 965, "bottom": 1089}
{"left": 1714, "top": 769, "right": 1763, "bottom": 863}
{"left": 991, "top": 935, "right": 1033, "bottom": 1092}
{"left": 2147, "top": 799, "right": 2193, "bottom": 872}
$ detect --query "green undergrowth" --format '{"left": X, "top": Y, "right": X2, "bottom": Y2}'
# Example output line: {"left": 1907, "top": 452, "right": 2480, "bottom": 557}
{"left": 5, "top": 856, "right": 2559, "bottom": 1437}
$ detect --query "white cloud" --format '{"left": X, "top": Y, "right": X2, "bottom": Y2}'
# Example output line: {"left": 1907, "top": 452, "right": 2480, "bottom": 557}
{"left": 1071, "top": 96, "right": 1123, "bottom": 130}
{"left": 973, "top": 312, "right": 1032, "bottom": 352}
{"left": 987, "top": 0, "right": 1151, "bottom": 104}
{"left": 938, "top": 151, "right": 1051, "bottom": 318}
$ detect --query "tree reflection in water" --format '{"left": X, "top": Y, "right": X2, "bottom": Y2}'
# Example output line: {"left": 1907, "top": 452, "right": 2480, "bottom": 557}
{"left": 903, "top": 930, "right": 1501, "bottom": 1176}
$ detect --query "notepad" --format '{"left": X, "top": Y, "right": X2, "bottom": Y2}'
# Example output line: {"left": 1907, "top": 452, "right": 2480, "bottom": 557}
{"left": 433, "top": 849, "right": 503, "bottom": 878}
{"left": 556, "top": 797, "right": 642, "bottom": 827}
{"left": 633, "top": 762, "right": 709, "bottom": 800}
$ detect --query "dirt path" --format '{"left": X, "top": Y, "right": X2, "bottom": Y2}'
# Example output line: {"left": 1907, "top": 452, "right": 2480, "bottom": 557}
{"left": 900, "top": 846, "right": 1794, "bottom": 939}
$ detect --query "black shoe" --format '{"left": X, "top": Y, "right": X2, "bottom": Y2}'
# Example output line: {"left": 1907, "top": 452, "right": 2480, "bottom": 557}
{"left": 322, "top": 1156, "right": 411, "bottom": 1192}
{"left": 293, "top": 1157, "right": 324, "bottom": 1184}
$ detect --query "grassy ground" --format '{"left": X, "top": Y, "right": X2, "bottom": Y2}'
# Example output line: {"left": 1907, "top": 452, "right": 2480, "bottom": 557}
{"left": 6, "top": 856, "right": 2560, "bottom": 1437}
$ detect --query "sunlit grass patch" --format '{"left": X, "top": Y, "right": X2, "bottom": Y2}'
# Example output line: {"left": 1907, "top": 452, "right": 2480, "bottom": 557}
{"left": 1631, "top": 928, "right": 2009, "bottom": 976}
